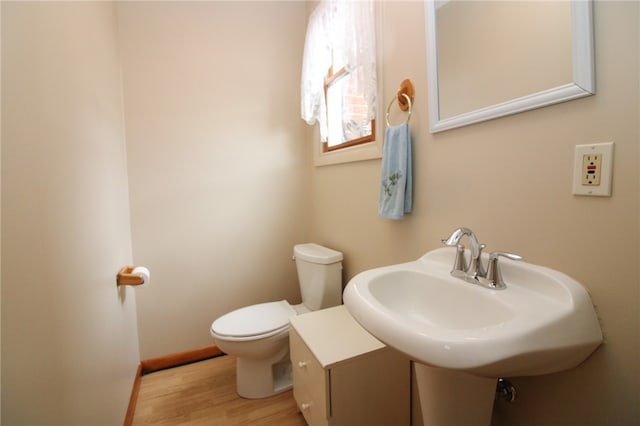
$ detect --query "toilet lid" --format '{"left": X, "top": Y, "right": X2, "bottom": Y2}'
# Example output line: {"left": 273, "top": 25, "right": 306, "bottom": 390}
{"left": 211, "top": 300, "right": 297, "bottom": 338}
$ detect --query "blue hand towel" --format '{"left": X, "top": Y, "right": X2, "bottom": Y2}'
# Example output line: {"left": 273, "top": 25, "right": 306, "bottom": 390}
{"left": 378, "top": 122, "right": 412, "bottom": 219}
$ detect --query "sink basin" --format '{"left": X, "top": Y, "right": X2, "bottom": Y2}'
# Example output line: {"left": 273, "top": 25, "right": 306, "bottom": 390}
{"left": 343, "top": 247, "right": 603, "bottom": 378}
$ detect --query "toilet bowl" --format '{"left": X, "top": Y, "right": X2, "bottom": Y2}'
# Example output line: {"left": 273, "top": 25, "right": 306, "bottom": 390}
{"left": 210, "top": 243, "right": 343, "bottom": 399}
{"left": 210, "top": 300, "right": 309, "bottom": 398}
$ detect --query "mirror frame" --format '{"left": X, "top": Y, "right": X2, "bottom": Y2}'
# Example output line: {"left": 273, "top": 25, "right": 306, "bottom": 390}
{"left": 425, "top": 0, "right": 595, "bottom": 133}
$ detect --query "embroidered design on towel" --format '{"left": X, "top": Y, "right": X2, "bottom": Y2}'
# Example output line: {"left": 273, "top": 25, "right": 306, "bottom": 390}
{"left": 383, "top": 172, "right": 403, "bottom": 197}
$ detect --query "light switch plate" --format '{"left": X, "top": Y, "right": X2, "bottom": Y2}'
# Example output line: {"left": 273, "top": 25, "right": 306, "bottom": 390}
{"left": 572, "top": 142, "right": 614, "bottom": 196}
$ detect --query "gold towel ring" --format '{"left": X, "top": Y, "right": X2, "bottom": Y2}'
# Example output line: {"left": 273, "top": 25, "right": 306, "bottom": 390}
{"left": 386, "top": 93, "right": 413, "bottom": 127}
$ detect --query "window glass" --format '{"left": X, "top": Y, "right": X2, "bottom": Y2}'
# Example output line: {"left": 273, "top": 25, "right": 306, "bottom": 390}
{"left": 324, "top": 65, "right": 375, "bottom": 152}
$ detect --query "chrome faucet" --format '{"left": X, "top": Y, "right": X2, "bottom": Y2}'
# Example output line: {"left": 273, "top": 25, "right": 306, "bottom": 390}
{"left": 441, "top": 227, "right": 522, "bottom": 289}
{"left": 441, "top": 227, "right": 486, "bottom": 278}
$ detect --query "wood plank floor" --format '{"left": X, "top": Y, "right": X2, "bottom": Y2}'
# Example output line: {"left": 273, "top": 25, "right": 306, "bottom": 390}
{"left": 132, "top": 355, "right": 307, "bottom": 426}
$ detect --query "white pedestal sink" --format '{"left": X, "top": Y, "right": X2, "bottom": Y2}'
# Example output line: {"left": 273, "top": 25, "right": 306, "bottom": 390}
{"left": 343, "top": 247, "right": 603, "bottom": 425}
{"left": 414, "top": 364, "right": 496, "bottom": 426}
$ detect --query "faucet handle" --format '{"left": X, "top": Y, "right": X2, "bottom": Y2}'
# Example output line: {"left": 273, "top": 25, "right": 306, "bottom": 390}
{"left": 491, "top": 252, "right": 523, "bottom": 261}
{"left": 483, "top": 252, "right": 523, "bottom": 289}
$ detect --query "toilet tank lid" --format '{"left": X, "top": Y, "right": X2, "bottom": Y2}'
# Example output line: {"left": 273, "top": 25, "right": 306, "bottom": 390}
{"left": 294, "top": 243, "right": 343, "bottom": 264}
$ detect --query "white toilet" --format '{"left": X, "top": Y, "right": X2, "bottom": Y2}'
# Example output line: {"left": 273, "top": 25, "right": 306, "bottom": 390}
{"left": 210, "top": 243, "right": 343, "bottom": 399}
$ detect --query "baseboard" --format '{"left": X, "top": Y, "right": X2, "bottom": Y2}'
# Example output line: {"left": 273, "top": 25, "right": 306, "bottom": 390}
{"left": 123, "top": 344, "right": 224, "bottom": 425}
{"left": 123, "top": 363, "right": 143, "bottom": 426}
{"left": 140, "top": 344, "right": 224, "bottom": 375}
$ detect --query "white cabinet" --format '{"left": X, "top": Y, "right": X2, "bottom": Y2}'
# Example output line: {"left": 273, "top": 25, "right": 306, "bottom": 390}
{"left": 290, "top": 305, "right": 410, "bottom": 426}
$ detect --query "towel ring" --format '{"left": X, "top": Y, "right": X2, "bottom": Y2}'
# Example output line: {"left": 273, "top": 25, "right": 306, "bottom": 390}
{"left": 386, "top": 93, "right": 413, "bottom": 127}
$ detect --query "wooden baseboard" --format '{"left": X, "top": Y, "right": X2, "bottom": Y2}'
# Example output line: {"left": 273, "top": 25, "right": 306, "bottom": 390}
{"left": 123, "top": 344, "right": 224, "bottom": 425}
{"left": 140, "top": 344, "right": 224, "bottom": 375}
{"left": 123, "top": 363, "right": 142, "bottom": 426}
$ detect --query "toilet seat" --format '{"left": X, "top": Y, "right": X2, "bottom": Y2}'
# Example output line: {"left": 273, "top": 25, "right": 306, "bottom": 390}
{"left": 211, "top": 300, "right": 297, "bottom": 341}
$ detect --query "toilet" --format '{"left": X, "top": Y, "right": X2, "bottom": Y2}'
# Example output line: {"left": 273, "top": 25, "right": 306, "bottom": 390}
{"left": 210, "top": 243, "right": 343, "bottom": 399}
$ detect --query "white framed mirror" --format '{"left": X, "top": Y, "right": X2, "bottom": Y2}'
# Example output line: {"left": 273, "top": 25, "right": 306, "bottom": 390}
{"left": 426, "top": 0, "right": 595, "bottom": 133}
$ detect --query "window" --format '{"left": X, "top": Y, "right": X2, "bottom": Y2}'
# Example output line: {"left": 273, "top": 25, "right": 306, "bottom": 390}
{"left": 324, "top": 63, "right": 375, "bottom": 152}
{"left": 301, "top": 0, "right": 380, "bottom": 164}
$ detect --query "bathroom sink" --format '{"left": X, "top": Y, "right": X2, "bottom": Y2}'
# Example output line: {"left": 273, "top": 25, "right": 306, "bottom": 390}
{"left": 343, "top": 247, "right": 603, "bottom": 378}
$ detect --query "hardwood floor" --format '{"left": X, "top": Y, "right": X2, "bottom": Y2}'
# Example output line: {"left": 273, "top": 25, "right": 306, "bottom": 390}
{"left": 132, "top": 355, "right": 307, "bottom": 426}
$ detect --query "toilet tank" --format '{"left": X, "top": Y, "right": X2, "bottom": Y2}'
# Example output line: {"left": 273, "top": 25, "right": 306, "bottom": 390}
{"left": 294, "top": 243, "right": 343, "bottom": 311}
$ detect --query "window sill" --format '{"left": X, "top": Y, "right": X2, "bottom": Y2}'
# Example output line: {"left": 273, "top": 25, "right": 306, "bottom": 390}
{"left": 313, "top": 113, "right": 383, "bottom": 166}
{"left": 313, "top": 138, "right": 382, "bottom": 166}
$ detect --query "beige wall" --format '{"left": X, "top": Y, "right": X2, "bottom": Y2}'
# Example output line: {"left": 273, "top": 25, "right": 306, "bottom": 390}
{"left": 1, "top": 2, "right": 140, "bottom": 425}
{"left": 116, "top": 1, "right": 310, "bottom": 359}
{"left": 311, "top": 1, "right": 639, "bottom": 424}
{"left": 1, "top": 1, "right": 637, "bottom": 424}
{"left": 1, "top": 2, "right": 3, "bottom": 420}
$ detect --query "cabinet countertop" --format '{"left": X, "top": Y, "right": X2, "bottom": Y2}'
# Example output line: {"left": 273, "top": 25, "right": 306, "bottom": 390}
{"left": 289, "top": 305, "right": 387, "bottom": 368}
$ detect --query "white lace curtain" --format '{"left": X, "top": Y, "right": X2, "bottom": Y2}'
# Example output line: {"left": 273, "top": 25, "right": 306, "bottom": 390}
{"left": 300, "top": 0, "right": 377, "bottom": 142}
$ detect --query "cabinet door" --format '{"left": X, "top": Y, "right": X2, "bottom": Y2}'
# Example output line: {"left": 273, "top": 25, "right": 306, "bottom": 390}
{"left": 329, "top": 349, "right": 411, "bottom": 426}
{"left": 290, "top": 329, "right": 329, "bottom": 426}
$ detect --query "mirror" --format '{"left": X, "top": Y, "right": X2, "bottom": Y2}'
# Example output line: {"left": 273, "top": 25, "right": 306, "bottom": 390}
{"left": 425, "top": 0, "right": 594, "bottom": 133}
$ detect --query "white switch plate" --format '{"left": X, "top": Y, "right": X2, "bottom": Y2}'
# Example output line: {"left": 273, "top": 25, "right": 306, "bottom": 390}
{"left": 572, "top": 142, "right": 614, "bottom": 196}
